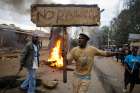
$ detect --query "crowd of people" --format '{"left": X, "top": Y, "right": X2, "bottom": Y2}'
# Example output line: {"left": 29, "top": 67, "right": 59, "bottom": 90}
{"left": 123, "top": 46, "right": 140, "bottom": 93}
{"left": 106, "top": 45, "right": 140, "bottom": 93}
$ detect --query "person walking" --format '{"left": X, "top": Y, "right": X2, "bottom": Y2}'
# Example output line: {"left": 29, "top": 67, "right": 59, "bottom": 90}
{"left": 19, "top": 34, "right": 40, "bottom": 93}
{"left": 123, "top": 46, "right": 140, "bottom": 93}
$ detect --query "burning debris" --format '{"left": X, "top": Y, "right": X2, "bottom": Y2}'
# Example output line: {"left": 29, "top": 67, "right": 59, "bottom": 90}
{"left": 47, "top": 27, "right": 69, "bottom": 68}
{"left": 48, "top": 39, "right": 63, "bottom": 68}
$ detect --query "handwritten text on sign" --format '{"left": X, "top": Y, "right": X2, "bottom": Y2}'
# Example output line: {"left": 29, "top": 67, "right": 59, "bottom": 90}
{"left": 31, "top": 4, "right": 100, "bottom": 26}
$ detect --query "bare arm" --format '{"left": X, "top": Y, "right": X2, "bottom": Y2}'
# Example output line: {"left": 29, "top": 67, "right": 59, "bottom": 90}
{"left": 65, "top": 48, "right": 76, "bottom": 65}
{"left": 66, "top": 53, "right": 74, "bottom": 65}
{"left": 105, "top": 51, "right": 119, "bottom": 57}
{"left": 94, "top": 47, "right": 119, "bottom": 57}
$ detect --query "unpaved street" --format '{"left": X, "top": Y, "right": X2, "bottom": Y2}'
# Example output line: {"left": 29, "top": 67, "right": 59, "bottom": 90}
{"left": 0, "top": 51, "right": 140, "bottom": 93}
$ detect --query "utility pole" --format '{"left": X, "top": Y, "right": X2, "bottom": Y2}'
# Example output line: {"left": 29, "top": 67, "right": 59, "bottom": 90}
{"left": 107, "top": 30, "right": 110, "bottom": 48}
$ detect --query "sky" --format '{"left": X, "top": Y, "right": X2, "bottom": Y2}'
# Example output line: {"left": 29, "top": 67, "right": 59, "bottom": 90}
{"left": 0, "top": 0, "right": 124, "bottom": 30}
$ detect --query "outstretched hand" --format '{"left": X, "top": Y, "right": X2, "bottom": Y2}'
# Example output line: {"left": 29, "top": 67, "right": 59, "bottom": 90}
{"left": 106, "top": 51, "right": 121, "bottom": 57}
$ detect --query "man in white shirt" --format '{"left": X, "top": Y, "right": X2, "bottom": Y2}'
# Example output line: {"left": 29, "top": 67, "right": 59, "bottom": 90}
{"left": 20, "top": 34, "right": 40, "bottom": 93}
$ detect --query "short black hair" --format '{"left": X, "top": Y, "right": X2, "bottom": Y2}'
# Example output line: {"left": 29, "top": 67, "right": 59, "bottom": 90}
{"left": 79, "top": 33, "right": 90, "bottom": 41}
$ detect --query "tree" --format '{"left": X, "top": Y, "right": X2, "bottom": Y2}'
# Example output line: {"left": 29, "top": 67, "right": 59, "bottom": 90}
{"left": 99, "top": 26, "right": 111, "bottom": 48}
{"left": 70, "top": 38, "right": 78, "bottom": 48}
{"left": 110, "top": 0, "right": 140, "bottom": 46}
{"left": 111, "top": 10, "right": 130, "bottom": 46}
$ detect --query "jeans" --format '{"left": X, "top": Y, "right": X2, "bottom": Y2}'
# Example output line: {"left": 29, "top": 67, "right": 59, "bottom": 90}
{"left": 73, "top": 74, "right": 90, "bottom": 93}
{"left": 21, "top": 68, "right": 36, "bottom": 93}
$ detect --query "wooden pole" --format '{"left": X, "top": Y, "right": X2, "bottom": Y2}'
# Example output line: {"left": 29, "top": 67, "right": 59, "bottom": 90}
{"left": 62, "top": 27, "right": 67, "bottom": 83}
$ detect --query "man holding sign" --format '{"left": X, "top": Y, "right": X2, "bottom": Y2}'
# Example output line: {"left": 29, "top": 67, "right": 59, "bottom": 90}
{"left": 66, "top": 33, "right": 118, "bottom": 93}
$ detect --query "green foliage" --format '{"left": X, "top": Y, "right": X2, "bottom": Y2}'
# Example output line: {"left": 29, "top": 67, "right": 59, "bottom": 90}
{"left": 100, "top": 26, "right": 110, "bottom": 45}
{"left": 110, "top": 0, "right": 140, "bottom": 46}
{"left": 70, "top": 38, "right": 78, "bottom": 48}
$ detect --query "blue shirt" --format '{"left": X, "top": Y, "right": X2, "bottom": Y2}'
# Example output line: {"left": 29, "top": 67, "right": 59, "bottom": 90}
{"left": 138, "top": 55, "right": 140, "bottom": 62}
{"left": 124, "top": 54, "right": 140, "bottom": 70}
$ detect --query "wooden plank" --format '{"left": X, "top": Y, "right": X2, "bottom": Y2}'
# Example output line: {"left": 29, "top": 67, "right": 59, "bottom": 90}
{"left": 62, "top": 27, "right": 67, "bottom": 83}
{"left": 31, "top": 4, "right": 100, "bottom": 27}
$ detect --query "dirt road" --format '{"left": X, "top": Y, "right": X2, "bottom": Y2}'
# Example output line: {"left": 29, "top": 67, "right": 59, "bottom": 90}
{"left": 0, "top": 51, "right": 140, "bottom": 93}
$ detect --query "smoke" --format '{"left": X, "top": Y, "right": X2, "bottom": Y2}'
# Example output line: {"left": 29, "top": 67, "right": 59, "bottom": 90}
{"left": 0, "top": 0, "right": 54, "bottom": 29}
{"left": 48, "top": 27, "right": 63, "bottom": 49}
{"left": 0, "top": 0, "right": 53, "bottom": 15}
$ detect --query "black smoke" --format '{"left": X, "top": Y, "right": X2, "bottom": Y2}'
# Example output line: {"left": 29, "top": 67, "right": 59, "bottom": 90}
{"left": 0, "top": 0, "right": 53, "bottom": 15}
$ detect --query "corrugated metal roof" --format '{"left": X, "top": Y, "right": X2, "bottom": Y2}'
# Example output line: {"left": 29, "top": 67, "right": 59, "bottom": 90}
{"left": 0, "top": 24, "right": 50, "bottom": 38}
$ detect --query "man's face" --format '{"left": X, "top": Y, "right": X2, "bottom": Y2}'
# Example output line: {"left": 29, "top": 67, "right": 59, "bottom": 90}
{"left": 78, "top": 35, "right": 88, "bottom": 47}
{"left": 132, "top": 47, "right": 138, "bottom": 56}
{"left": 32, "top": 36, "right": 39, "bottom": 44}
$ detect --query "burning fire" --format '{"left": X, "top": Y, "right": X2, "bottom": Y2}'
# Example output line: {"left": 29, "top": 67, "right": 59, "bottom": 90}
{"left": 48, "top": 39, "right": 63, "bottom": 68}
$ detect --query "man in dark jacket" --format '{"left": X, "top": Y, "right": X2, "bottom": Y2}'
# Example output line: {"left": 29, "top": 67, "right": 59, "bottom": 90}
{"left": 20, "top": 34, "right": 40, "bottom": 93}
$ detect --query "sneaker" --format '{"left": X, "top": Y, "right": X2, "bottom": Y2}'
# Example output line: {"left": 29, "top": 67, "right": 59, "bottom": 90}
{"left": 123, "top": 88, "right": 127, "bottom": 93}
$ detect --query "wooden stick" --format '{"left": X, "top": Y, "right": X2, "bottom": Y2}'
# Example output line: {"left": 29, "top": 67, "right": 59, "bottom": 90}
{"left": 62, "top": 27, "right": 67, "bottom": 83}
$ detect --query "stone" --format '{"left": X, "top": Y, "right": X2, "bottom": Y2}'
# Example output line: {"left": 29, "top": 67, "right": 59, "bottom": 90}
{"left": 42, "top": 80, "right": 58, "bottom": 89}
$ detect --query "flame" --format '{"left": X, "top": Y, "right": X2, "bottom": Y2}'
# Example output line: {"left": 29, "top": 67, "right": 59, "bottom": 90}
{"left": 48, "top": 39, "right": 63, "bottom": 68}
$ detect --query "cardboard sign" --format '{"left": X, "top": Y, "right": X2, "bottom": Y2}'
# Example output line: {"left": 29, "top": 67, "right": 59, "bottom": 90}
{"left": 31, "top": 4, "right": 100, "bottom": 27}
